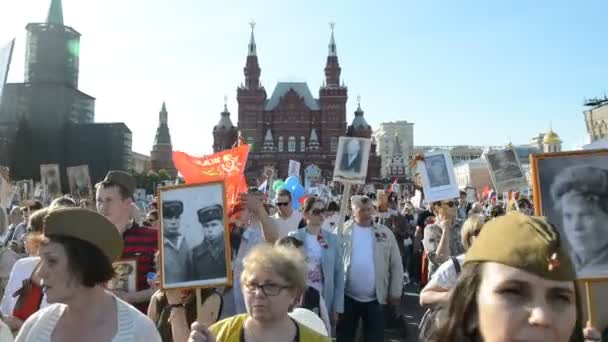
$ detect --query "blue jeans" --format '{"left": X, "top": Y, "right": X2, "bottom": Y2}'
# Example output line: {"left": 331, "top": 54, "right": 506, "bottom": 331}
{"left": 336, "top": 296, "right": 385, "bottom": 342}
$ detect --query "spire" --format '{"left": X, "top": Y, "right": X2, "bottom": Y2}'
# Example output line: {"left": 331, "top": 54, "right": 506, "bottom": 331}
{"left": 248, "top": 21, "right": 257, "bottom": 56}
{"left": 262, "top": 128, "right": 275, "bottom": 152}
{"left": 351, "top": 95, "right": 370, "bottom": 129}
{"left": 308, "top": 129, "right": 320, "bottom": 151}
{"left": 160, "top": 101, "right": 168, "bottom": 124}
{"left": 328, "top": 22, "right": 337, "bottom": 57}
{"left": 47, "top": 0, "right": 64, "bottom": 25}
{"left": 215, "top": 96, "right": 235, "bottom": 129}
{"left": 154, "top": 102, "right": 172, "bottom": 145}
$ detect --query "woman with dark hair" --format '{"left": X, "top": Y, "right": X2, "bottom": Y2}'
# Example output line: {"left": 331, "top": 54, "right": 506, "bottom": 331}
{"left": 289, "top": 197, "right": 344, "bottom": 332}
{"left": 429, "top": 212, "right": 599, "bottom": 342}
{"left": 15, "top": 208, "right": 160, "bottom": 341}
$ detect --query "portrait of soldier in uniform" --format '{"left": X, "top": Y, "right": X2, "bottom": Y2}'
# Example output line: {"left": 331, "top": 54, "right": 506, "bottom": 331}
{"left": 425, "top": 154, "right": 450, "bottom": 188}
{"left": 192, "top": 204, "right": 227, "bottom": 281}
{"left": 161, "top": 200, "right": 194, "bottom": 284}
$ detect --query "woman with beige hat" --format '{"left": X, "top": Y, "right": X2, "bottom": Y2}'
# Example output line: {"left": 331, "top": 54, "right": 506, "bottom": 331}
{"left": 15, "top": 208, "right": 160, "bottom": 342}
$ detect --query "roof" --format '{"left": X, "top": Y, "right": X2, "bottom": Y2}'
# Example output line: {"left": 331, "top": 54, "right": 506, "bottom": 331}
{"left": 351, "top": 104, "right": 370, "bottom": 129}
{"left": 47, "top": 0, "right": 64, "bottom": 25}
{"left": 154, "top": 124, "right": 171, "bottom": 145}
{"left": 265, "top": 82, "right": 320, "bottom": 111}
{"left": 215, "top": 106, "right": 235, "bottom": 129}
{"left": 543, "top": 130, "right": 561, "bottom": 144}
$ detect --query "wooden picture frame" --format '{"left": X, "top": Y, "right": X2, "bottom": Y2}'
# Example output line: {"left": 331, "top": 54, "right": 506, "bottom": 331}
{"left": 485, "top": 148, "right": 527, "bottom": 193}
{"left": 333, "top": 137, "right": 371, "bottom": 185}
{"left": 158, "top": 180, "right": 232, "bottom": 290}
{"left": 107, "top": 259, "right": 138, "bottom": 293}
{"left": 67, "top": 165, "right": 93, "bottom": 200}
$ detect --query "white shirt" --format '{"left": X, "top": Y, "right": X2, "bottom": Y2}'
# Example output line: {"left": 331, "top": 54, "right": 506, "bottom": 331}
{"left": 272, "top": 211, "right": 303, "bottom": 238}
{"left": 304, "top": 233, "right": 324, "bottom": 292}
{"left": 430, "top": 254, "right": 465, "bottom": 289}
{"left": 346, "top": 224, "right": 376, "bottom": 302}
{"left": 0, "top": 319, "right": 13, "bottom": 342}
{"left": 15, "top": 295, "right": 160, "bottom": 342}
{"left": 1, "top": 257, "right": 49, "bottom": 316}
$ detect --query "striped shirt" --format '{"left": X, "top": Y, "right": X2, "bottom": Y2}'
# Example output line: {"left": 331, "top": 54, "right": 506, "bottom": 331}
{"left": 121, "top": 223, "right": 158, "bottom": 313}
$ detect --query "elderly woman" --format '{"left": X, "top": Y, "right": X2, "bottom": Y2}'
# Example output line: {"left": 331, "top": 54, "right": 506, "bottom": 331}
{"left": 187, "top": 244, "right": 329, "bottom": 341}
{"left": 428, "top": 212, "right": 596, "bottom": 342}
{"left": 15, "top": 208, "right": 160, "bottom": 341}
{"left": 420, "top": 214, "right": 486, "bottom": 308}
{"left": 551, "top": 165, "right": 608, "bottom": 278}
{"left": 288, "top": 197, "right": 344, "bottom": 329}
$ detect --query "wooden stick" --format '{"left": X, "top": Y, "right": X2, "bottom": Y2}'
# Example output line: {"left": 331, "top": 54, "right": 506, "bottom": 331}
{"left": 196, "top": 288, "right": 202, "bottom": 323}
{"left": 337, "top": 183, "right": 352, "bottom": 236}
{"left": 585, "top": 280, "right": 596, "bottom": 327}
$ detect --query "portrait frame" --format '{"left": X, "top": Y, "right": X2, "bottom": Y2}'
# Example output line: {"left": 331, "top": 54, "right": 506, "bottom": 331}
{"left": 158, "top": 180, "right": 232, "bottom": 290}
{"left": 333, "top": 137, "right": 371, "bottom": 185}
{"left": 417, "top": 150, "right": 459, "bottom": 203}
{"left": 531, "top": 148, "right": 608, "bottom": 280}
{"left": 67, "top": 165, "right": 92, "bottom": 200}
{"left": 485, "top": 148, "right": 527, "bottom": 194}
{"left": 106, "top": 259, "right": 138, "bottom": 293}
{"left": 15, "top": 179, "right": 34, "bottom": 205}
{"left": 40, "top": 164, "right": 62, "bottom": 199}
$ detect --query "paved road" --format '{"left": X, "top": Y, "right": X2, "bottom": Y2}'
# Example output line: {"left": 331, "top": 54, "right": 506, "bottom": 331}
{"left": 384, "top": 283, "right": 424, "bottom": 342}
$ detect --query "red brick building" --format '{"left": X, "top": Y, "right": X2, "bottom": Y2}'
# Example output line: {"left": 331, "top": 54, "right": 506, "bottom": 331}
{"left": 213, "top": 24, "right": 380, "bottom": 184}
{"left": 150, "top": 102, "right": 177, "bottom": 177}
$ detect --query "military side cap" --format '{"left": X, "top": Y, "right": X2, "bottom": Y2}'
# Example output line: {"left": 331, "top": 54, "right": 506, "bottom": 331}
{"left": 103, "top": 171, "right": 136, "bottom": 197}
{"left": 163, "top": 200, "right": 183, "bottom": 218}
{"left": 44, "top": 208, "right": 124, "bottom": 263}
{"left": 198, "top": 205, "right": 223, "bottom": 224}
{"left": 465, "top": 212, "right": 575, "bottom": 281}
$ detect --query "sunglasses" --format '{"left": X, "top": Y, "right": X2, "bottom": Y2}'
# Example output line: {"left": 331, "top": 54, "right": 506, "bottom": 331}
{"left": 442, "top": 201, "right": 456, "bottom": 207}
{"left": 276, "top": 202, "right": 290, "bottom": 207}
{"left": 311, "top": 208, "right": 326, "bottom": 216}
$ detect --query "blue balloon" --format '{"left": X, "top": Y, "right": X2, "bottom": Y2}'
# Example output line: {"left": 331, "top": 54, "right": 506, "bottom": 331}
{"left": 284, "top": 176, "right": 299, "bottom": 189}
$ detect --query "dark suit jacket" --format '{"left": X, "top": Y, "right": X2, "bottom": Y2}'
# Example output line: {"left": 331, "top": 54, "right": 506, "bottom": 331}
{"left": 340, "top": 152, "right": 362, "bottom": 174}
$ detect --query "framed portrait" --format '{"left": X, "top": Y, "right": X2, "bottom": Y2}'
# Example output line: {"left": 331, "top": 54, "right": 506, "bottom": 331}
{"left": 159, "top": 181, "right": 231, "bottom": 290}
{"left": 288, "top": 160, "right": 301, "bottom": 179}
{"left": 40, "top": 164, "right": 62, "bottom": 199}
{"left": 531, "top": 149, "right": 608, "bottom": 279}
{"left": 67, "top": 165, "right": 92, "bottom": 200}
{"left": 417, "top": 151, "right": 459, "bottom": 203}
{"left": 15, "top": 179, "right": 34, "bottom": 204}
{"left": 485, "top": 148, "right": 527, "bottom": 193}
{"left": 107, "top": 259, "right": 137, "bottom": 293}
{"left": 333, "top": 137, "right": 371, "bottom": 185}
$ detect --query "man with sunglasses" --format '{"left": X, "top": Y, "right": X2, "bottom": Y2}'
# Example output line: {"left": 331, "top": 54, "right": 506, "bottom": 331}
{"left": 422, "top": 199, "right": 464, "bottom": 278}
{"left": 272, "top": 189, "right": 304, "bottom": 238}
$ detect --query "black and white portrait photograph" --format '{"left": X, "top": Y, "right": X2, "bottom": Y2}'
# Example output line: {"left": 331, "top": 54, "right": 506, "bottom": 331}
{"left": 67, "top": 165, "right": 92, "bottom": 199}
{"left": 531, "top": 149, "right": 608, "bottom": 279}
{"left": 106, "top": 259, "right": 137, "bottom": 293}
{"left": 40, "top": 164, "right": 62, "bottom": 198}
{"left": 486, "top": 148, "right": 527, "bottom": 193}
{"left": 159, "top": 181, "right": 231, "bottom": 289}
{"left": 288, "top": 160, "right": 301, "bottom": 179}
{"left": 417, "top": 151, "right": 459, "bottom": 203}
{"left": 16, "top": 179, "right": 34, "bottom": 204}
{"left": 333, "top": 137, "right": 371, "bottom": 184}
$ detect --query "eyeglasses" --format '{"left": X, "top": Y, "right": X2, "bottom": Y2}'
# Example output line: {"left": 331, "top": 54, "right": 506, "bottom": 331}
{"left": 243, "top": 282, "right": 291, "bottom": 296}
{"left": 311, "top": 208, "right": 326, "bottom": 216}
{"left": 442, "top": 201, "right": 456, "bottom": 207}
{"left": 276, "top": 202, "right": 290, "bottom": 207}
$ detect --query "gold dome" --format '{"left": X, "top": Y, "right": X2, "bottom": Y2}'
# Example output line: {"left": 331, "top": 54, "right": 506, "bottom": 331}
{"left": 543, "top": 130, "right": 561, "bottom": 144}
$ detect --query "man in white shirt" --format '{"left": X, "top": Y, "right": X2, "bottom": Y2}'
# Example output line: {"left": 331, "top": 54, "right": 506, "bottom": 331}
{"left": 271, "top": 189, "right": 304, "bottom": 238}
{"left": 337, "top": 195, "right": 403, "bottom": 342}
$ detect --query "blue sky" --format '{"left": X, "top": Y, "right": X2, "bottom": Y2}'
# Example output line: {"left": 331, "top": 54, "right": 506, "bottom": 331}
{"left": 1, "top": 0, "right": 607, "bottom": 155}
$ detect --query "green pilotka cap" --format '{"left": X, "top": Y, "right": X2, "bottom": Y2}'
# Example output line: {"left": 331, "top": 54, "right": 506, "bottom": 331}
{"left": 465, "top": 212, "right": 575, "bottom": 281}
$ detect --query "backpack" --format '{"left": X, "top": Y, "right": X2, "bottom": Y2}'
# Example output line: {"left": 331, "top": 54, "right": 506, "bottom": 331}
{"left": 418, "top": 256, "right": 461, "bottom": 341}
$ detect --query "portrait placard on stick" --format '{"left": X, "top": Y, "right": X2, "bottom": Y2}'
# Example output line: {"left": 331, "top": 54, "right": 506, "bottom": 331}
{"left": 485, "top": 148, "right": 527, "bottom": 194}
{"left": 333, "top": 137, "right": 371, "bottom": 185}
{"left": 416, "top": 151, "right": 459, "bottom": 203}
{"left": 288, "top": 160, "right": 301, "bottom": 179}
{"left": 16, "top": 179, "right": 34, "bottom": 204}
{"left": 159, "top": 181, "right": 231, "bottom": 290}
{"left": 40, "top": 164, "right": 62, "bottom": 199}
{"left": 531, "top": 149, "right": 608, "bottom": 279}
{"left": 67, "top": 165, "right": 92, "bottom": 200}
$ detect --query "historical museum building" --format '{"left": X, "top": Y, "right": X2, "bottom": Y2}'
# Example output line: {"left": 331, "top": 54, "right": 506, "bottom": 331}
{"left": 0, "top": 0, "right": 132, "bottom": 187}
{"left": 212, "top": 24, "right": 381, "bottom": 184}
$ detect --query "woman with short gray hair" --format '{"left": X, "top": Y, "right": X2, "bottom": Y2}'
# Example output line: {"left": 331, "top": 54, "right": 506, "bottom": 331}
{"left": 551, "top": 165, "right": 608, "bottom": 277}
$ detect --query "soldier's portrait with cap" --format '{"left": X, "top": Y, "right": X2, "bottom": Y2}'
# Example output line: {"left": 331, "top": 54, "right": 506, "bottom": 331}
{"left": 551, "top": 164, "right": 608, "bottom": 277}
{"left": 160, "top": 200, "right": 194, "bottom": 284}
{"left": 191, "top": 204, "right": 227, "bottom": 282}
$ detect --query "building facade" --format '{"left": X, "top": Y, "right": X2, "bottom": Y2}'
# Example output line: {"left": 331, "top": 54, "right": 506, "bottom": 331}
{"left": 131, "top": 152, "right": 151, "bottom": 174}
{"left": 213, "top": 24, "right": 380, "bottom": 183}
{"left": 0, "top": 0, "right": 132, "bottom": 189}
{"left": 373, "top": 121, "right": 414, "bottom": 177}
{"left": 583, "top": 97, "right": 608, "bottom": 142}
{"left": 150, "top": 102, "right": 176, "bottom": 177}
{"left": 413, "top": 145, "right": 485, "bottom": 164}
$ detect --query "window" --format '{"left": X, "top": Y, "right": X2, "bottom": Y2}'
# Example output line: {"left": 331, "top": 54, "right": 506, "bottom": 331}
{"left": 288, "top": 137, "right": 296, "bottom": 152}
{"left": 278, "top": 136, "right": 284, "bottom": 152}
{"left": 300, "top": 136, "right": 306, "bottom": 152}
{"left": 330, "top": 137, "right": 338, "bottom": 153}
{"left": 247, "top": 137, "right": 255, "bottom": 150}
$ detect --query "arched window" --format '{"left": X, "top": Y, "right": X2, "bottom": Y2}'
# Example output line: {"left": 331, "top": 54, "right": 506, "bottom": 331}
{"left": 278, "top": 136, "right": 284, "bottom": 152}
{"left": 288, "top": 136, "right": 296, "bottom": 152}
{"left": 330, "top": 137, "right": 338, "bottom": 153}
{"left": 300, "top": 136, "right": 306, "bottom": 152}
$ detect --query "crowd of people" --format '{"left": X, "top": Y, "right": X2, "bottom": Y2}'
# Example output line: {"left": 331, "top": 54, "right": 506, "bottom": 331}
{"left": 0, "top": 170, "right": 604, "bottom": 341}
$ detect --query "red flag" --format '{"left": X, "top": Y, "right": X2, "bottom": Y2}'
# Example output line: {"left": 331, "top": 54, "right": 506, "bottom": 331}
{"left": 388, "top": 178, "right": 398, "bottom": 193}
{"left": 172, "top": 145, "right": 250, "bottom": 209}
{"left": 481, "top": 185, "right": 491, "bottom": 200}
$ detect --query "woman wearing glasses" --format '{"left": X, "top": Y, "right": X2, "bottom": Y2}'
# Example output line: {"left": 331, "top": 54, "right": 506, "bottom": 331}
{"left": 422, "top": 199, "right": 464, "bottom": 279}
{"left": 187, "top": 244, "right": 330, "bottom": 341}
{"left": 288, "top": 197, "right": 344, "bottom": 333}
